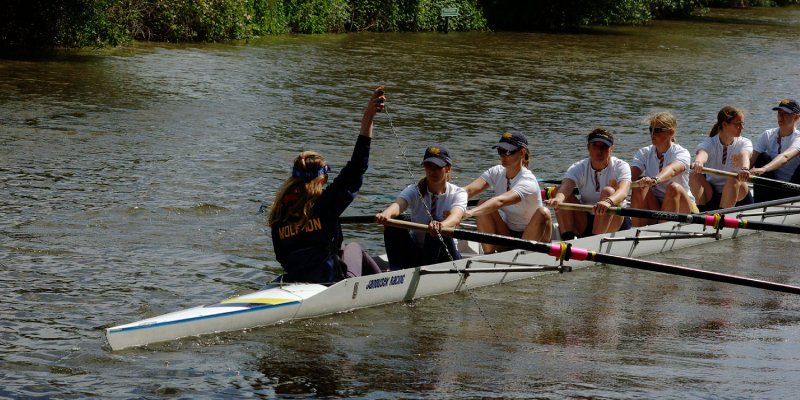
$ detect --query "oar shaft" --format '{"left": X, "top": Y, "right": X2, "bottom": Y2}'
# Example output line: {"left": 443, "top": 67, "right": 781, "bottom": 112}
{"left": 703, "top": 167, "right": 800, "bottom": 192}
{"left": 590, "top": 252, "right": 800, "bottom": 295}
{"left": 383, "top": 218, "right": 800, "bottom": 295}
{"left": 555, "top": 202, "right": 800, "bottom": 234}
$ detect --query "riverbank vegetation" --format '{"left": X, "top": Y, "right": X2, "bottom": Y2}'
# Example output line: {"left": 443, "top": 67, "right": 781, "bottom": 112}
{"left": 1, "top": 0, "right": 798, "bottom": 48}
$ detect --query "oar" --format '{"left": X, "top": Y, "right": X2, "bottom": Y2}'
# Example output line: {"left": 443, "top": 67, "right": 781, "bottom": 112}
{"left": 343, "top": 187, "right": 565, "bottom": 224}
{"left": 555, "top": 202, "right": 800, "bottom": 235}
{"left": 383, "top": 218, "right": 800, "bottom": 295}
{"left": 703, "top": 167, "right": 800, "bottom": 192}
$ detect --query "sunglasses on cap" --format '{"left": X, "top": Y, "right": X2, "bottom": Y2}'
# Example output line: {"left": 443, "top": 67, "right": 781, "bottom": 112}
{"left": 648, "top": 127, "right": 671, "bottom": 134}
{"left": 497, "top": 148, "right": 520, "bottom": 157}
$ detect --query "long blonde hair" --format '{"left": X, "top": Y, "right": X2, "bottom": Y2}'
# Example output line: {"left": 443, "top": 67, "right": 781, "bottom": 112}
{"left": 646, "top": 111, "right": 677, "bottom": 142}
{"left": 268, "top": 151, "right": 328, "bottom": 228}
{"left": 709, "top": 106, "right": 744, "bottom": 137}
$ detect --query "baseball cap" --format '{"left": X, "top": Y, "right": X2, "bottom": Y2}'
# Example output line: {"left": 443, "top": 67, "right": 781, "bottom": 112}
{"left": 421, "top": 144, "right": 452, "bottom": 167}
{"left": 492, "top": 131, "right": 529, "bottom": 152}
{"left": 772, "top": 99, "right": 800, "bottom": 114}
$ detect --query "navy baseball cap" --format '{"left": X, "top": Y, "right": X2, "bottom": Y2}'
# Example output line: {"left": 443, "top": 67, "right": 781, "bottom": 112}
{"left": 492, "top": 131, "right": 528, "bottom": 152}
{"left": 421, "top": 144, "right": 452, "bottom": 167}
{"left": 772, "top": 99, "right": 800, "bottom": 114}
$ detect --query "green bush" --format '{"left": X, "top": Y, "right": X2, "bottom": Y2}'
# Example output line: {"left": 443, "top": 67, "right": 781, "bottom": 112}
{"left": 284, "top": 0, "right": 349, "bottom": 33}
{"left": 346, "top": 0, "right": 486, "bottom": 32}
{"left": 2, "top": 0, "right": 798, "bottom": 48}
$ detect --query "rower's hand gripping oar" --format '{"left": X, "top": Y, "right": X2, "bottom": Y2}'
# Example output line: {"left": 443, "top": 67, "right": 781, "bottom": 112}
{"left": 555, "top": 202, "right": 800, "bottom": 235}
{"left": 703, "top": 166, "right": 800, "bottom": 192}
{"left": 383, "top": 218, "right": 800, "bottom": 295}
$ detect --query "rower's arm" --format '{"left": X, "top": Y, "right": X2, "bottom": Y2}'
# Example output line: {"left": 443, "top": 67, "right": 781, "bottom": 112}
{"left": 657, "top": 160, "right": 686, "bottom": 182}
{"left": 755, "top": 147, "right": 800, "bottom": 174}
{"left": 749, "top": 150, "right": 761, "bottom": 167}
{"left": 549, "top": 178, "right": 576, "bottom": 205}
{"left": 463, "top": 178, "right": 489, "bottom": 198}
{"left": 691, "top": 150, "right": 709, "bottom": 174}
{"left": 464, "top": 190, "right": 520, "bottom": 219}
{"left": 441, "top": 207, "right": 465, "bottom": 228}
{"left": 631, "top": 166, "right": 643, "bottom": 181}
{"left": 375, "top": 199, "right": 407, "bottom": 224}
{"left": 609, "top": 180, "right": 632, "bottom": 205}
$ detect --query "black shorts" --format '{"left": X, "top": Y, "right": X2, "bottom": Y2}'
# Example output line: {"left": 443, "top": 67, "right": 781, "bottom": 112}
{"left": 697, "top": 188, "right": 754, "bottom": 212}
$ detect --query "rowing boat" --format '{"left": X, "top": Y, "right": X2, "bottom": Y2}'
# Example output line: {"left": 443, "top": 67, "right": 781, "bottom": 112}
{"left": 105, "top": 197, "right": 800, "bottom": 351}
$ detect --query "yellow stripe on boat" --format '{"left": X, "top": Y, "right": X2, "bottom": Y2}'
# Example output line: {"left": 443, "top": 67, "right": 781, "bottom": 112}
{"left": 220, "top": 297, "right": 296, "bottom": 305}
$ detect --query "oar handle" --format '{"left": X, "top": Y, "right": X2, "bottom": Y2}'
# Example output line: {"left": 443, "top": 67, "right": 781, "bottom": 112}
{"left": 701, "top": 166, "right": 738, "bottom": 178}
{"left": 703, "top": 166, "right": 800, "bottom": 193}
{"left": 383, "top": 218, "right": 456, "bottom": 235}
{"left": 551, "top": 202, "right": 622, "bottom": 215}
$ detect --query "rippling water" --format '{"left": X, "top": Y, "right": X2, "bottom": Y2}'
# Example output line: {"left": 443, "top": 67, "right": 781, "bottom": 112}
{"left": 2, "top": 6, "right": 800, "bottom": 398}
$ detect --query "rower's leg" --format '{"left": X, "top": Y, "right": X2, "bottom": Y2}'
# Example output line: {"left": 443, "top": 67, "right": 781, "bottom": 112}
{"left": 720, "top": 177, "right": 748, "bottom": 209}
{"left": 523, "top": 206, "right": 552, "bottom": 243}
{"left": 555, "top": 193, "right": 584, "bottom": 239}
{"left": 630, "top": 186, "right": 660, "bottom": 227}
{"left": 662, "top": 182, "right": 694, "bottom": 215}
{"left": 690, "top": 173, "right": 713, "bottom": 206}
{"left": 593, "top": 186, "right": 623, "bottom": 234}
{"left": 475, "top": 210, "right": 508, "bottom": 254}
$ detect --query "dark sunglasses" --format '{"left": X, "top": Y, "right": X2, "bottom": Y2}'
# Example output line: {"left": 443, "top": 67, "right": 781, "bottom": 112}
{"left": 497, "top": 148, "right": 519, "bottom": 157}
{"left": 648, "top": 127, "right": 671, "bottom": 134}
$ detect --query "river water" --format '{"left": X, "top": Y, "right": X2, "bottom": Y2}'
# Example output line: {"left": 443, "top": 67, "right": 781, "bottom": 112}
{"left": 3, "top": 6, "right": 800, "bottom": 398}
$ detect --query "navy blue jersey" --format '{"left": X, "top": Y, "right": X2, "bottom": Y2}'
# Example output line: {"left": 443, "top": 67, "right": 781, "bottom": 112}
{"left": 271, "top": 135, "right": 370, "bottom": 283}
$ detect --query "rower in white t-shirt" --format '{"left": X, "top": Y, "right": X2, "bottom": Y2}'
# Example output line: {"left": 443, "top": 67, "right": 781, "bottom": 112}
{"left": 630, "top": 111, "right": 698, "bottom": 227}
{"left": 462, "top": 131, "right": 552, "bottom": 253}
{"left": 749, "top": 99, "right": 800, "bottom": 203}
{"left": 690, "top": 105, "right": 753, "bottom": 211}
{"left": 546, "top": 128, "right": 632, "bottom": 240}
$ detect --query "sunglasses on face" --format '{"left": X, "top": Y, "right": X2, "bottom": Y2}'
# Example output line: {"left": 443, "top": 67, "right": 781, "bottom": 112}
{"left": 497, "top": 148, "right": 519, "bottom": 157}
{"left": 648, "top": 127, "right": 671, "bottom": 134}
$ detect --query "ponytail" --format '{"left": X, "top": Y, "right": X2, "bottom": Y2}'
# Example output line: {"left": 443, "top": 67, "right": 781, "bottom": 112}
{"left": 268, "top": 151, "right": 328, "bottom": 228}
{"left": 709, "top": 105, "right": 744, "bottom": 137}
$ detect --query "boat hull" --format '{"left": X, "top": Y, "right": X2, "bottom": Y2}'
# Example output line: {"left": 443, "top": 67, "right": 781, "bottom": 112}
{"left": 106, "top": 201, "right": 800, "bottom": 350}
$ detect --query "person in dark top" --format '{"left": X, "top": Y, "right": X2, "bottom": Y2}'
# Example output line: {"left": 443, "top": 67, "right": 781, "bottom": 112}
{"left": 268, "top": 87, "right": 385, "bottom": 283}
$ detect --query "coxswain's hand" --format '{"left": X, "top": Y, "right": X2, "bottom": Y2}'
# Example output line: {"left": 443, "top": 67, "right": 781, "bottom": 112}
{"left": 366, "top": 86, "right": 385, "bottom": 116}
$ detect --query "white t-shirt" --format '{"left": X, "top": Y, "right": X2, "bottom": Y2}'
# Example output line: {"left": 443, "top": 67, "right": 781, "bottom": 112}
{"left": 479, "top": 165, "right": 542, "bottom": 232}
{"left": 564, "top": 157, "right": 632, "bottom": 204}
{"left": 398, "top": 182, "right": 468, "bottom": 246}
{"left": 753, "top": 127, "right": 800, "bottom": 182}
{"left": 696, "top": 135, "right": 753, "bottom": 192}
{"left": 631, "top": 143, "right": 695, "bottom": 202}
